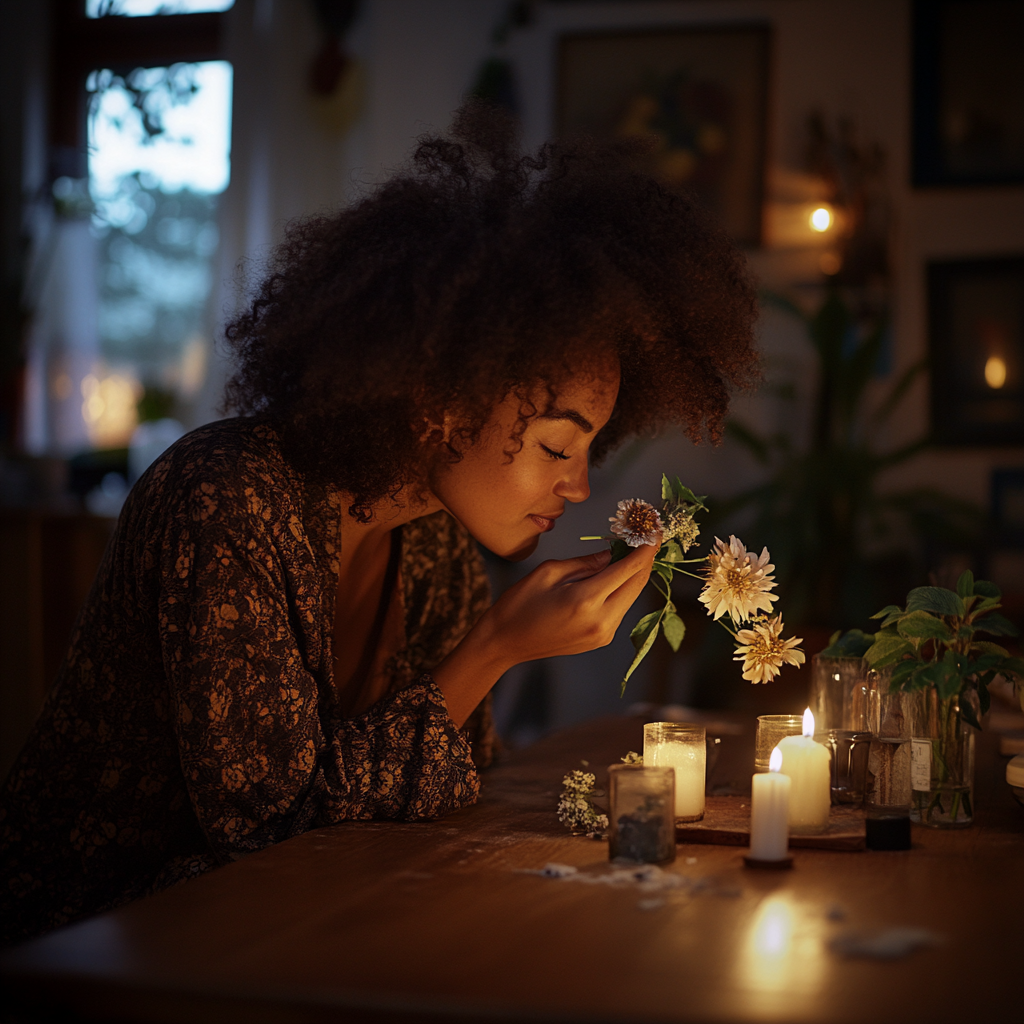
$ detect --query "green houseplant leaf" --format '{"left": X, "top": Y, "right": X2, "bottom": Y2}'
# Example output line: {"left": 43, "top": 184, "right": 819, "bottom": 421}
{"left": 905, "top": 586, "right": 965, "bottom": 618}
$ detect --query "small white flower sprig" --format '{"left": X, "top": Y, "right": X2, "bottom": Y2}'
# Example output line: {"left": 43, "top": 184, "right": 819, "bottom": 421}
{"left": 556, "top": 769, "right": 608, "bottom": 837}
{"left": 582, "top": 474, "right": 806, "bottom": 694}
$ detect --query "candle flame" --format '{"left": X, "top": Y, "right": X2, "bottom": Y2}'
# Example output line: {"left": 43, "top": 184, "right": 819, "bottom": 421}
{"left": 769, "top": 746, "right": 783, "bottom": 772}
{"left": 802, "top": 707, "right": 815, "bottom": 738}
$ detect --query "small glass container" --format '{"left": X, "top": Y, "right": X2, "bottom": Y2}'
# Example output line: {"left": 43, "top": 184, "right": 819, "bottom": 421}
{"left": 863, "top": 668, "right": 913, "bottom": 849}
{"left": 608, "top": 765, "right": 676, "bottom": 864}
{"left": 644, "top": 722, "right": 706, "bottom": 821}
{"left": 810, "top": 654, "right": 872, "bottom": 731}
{"left": 824, "top": 728, "right": 872, "bottom": 805}
{"left": 755, "top": 715, "right": 803, "bottom": 772}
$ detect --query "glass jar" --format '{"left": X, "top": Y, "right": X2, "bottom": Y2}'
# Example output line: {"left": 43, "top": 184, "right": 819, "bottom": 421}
{"left": 810, "top": 654, "right": 872, "bottom": 731}
{"left": 909, "top": 688, "right": 976, "bottom": 828}
{"left": 643, "top": 722, "right": 706, "bottom": 822}
{"left": 755, "top": 715, "right": 803, "bottom": 773}
{"left": 608, "top": 765, "right": 676, "bottom": 864}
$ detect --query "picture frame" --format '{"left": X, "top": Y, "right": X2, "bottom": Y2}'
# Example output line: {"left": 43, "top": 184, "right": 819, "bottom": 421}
{"left": 912, "top": 0, "right": 1024, "bottom": 187}
{"left": 928, "top": 256, "right": 1024, "bottom": 445}
{"left": 557, "top": 24, "right": 770, "bottom": 246}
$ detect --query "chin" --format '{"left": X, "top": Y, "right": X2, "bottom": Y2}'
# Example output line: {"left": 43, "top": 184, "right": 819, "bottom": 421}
{"left": 491, "top": 535, "right": 539, "bottom": 562}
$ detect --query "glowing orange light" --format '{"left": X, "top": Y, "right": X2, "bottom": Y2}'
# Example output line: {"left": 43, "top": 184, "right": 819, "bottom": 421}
{"left": 985, "top": 355, "right": 1007, "bottom": 389}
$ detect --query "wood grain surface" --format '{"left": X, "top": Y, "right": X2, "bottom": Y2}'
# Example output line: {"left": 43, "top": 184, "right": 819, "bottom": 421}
{"left": 2, "top": 713, "right": 1022, "bottom": 1024}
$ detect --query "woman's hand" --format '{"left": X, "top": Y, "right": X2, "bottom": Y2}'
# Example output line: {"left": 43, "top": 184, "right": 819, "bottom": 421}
{"left": 433, "top": 544, "right": 657, "bottom": 726}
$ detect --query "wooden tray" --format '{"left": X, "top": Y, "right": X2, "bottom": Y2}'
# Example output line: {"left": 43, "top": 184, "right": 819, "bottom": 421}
{"left": 676, "top": 795, "right": 866, "bottom": 851}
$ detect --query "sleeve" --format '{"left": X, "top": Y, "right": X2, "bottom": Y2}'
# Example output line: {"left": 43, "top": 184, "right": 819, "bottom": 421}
{"left": 154, "top": 460, "right": 480, "bottom": 865}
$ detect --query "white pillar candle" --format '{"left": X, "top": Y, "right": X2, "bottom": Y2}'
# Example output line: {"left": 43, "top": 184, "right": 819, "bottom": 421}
{"left": 776, "top": 708, "right": 831, "bottom": 833}
{"left": 644, "top": 723, "right": 705, "bottom": 821}
{"left": 749, "top": 747, "right": 791, "bottom": 861}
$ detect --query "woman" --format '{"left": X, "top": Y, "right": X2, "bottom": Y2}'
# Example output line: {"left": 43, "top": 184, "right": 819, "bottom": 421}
{"left": 0, "top": 105, "right": 759, "bottom": 944}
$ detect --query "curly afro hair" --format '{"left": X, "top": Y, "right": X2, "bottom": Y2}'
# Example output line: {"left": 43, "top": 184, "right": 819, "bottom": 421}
{"left": 224, "top": 102, "right": 760, "bottom": 521}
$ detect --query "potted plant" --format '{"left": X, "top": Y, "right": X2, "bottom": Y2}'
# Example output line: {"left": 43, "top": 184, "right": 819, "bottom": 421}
{"left": 864, "top": 571, "right": 1023, "bottom": 827}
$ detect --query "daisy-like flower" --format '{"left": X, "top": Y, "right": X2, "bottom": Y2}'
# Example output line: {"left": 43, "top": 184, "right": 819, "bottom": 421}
{"left": 733, "top": 615, "right": 805, "bottom": 684}
{"left": 698, "top": 535, "right": 778, "bottom": 623}
{"left": 609, "top": 498, "right": 663, "bottom": 547}
{"left": 661, "top": 506, "right": 700, "bottom": 552}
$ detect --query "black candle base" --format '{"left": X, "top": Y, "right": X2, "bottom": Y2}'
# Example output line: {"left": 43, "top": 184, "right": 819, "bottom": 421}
{"left": 865, "top": 814, "right": 912, "bottom": 850}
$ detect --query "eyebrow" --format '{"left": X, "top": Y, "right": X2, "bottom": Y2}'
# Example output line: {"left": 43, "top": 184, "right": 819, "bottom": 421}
{"left": 540, "top": 408, "right": 594, "bottom": 433}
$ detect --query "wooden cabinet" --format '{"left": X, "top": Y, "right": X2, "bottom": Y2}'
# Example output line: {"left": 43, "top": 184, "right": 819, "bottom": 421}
{"left": 0, "top": 511, "right": 114, "bottom": 781}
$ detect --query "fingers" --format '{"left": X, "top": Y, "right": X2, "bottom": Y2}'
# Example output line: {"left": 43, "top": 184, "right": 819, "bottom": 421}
{"left": 575, "top": 541, "right": 656, "bottom": 599}
{"left": 543, "top": 548, "right": 612, "bottom": 584}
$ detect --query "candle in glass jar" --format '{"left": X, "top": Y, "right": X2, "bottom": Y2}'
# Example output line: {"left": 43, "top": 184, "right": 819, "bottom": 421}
{"left": 643, "top": 722, "right": 705, "bottom": 821}
{"left": 776, "top": 708, "right": 831, "bottom": 834}
{"left": 749, "top": 747, "right": 791, "bottom": 861}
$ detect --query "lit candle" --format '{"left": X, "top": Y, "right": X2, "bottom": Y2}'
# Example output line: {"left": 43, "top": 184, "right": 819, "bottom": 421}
{"left": 643, "top": 722, "right": 705, "bottom": 822}
{"left": 749, "top": 747, "right": 791, "bottom": 861}
{"left": 776, "top": 708, "right": 831, "bottom": 834}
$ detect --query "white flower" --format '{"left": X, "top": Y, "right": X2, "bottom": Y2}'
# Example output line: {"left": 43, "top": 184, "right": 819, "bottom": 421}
{"left": 661, "top": 506, "right": 700, "bottom": 552}
{"left": 609, "top": 498, "right": 663, "bottom": 547}
{"left": 733, "top": 615, "right": 805, "bottom": 684}
{"left": 557, "top": 771, "right": 609, "bottom": 834}
{"left": 698, "top": 535, "right": 778, "bottom": 623}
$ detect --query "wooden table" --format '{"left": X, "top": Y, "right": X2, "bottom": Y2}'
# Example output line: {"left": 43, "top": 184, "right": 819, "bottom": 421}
{"left": 3, "top": 713, "right": 1022, "bottom": 1023}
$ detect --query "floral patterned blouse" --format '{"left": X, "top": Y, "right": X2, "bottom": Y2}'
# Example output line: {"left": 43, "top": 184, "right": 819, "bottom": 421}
{"left": 0, "top": 419, "right": 495, "bottom": 946}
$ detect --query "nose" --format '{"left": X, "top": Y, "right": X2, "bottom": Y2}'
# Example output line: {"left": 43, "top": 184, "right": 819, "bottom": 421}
{"left": 555, "top": 460, "right": 590, "bottom": 504}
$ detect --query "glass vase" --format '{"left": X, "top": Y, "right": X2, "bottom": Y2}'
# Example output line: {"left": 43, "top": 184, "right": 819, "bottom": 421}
{"left": 909, "top": 689, "right": 976, "bottom": 828}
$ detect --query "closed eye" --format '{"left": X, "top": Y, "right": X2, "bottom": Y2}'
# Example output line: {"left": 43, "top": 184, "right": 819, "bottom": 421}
{"left": 540, "top": 444, "right": 570, "bottom": 461}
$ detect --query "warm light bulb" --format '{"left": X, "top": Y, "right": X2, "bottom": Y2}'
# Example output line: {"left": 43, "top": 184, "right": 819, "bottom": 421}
{"left": 769, "top": 747, "right": 783, "bottom": 773}
{"left": 802, "top": 708, "right": 815, "bottom": 738}
{"left": 985, "top": 355, "right": 1007, "bottom": 389}
{"left": 810, "top": 207, "right": 832, "bottom": 232}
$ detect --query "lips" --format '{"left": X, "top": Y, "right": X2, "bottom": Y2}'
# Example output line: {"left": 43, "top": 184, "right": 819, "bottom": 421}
{"left": 529, "top": 512, "right": 562, "bottom": 532}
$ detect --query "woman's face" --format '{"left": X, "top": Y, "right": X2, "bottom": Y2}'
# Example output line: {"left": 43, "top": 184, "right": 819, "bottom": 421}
{"left": 428, "top": 366, "right": 620, "bottom": 561}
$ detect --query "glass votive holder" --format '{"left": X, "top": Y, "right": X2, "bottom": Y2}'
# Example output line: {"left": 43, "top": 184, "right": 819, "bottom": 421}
{"left": 644, "top": 722, "right": 706, "bottom": 822}
{"left": 810, "top": 654, "right": 871, "bottom": 731}
{"left": 824, "top": 728, "right": 872, "bottom": 805}
{"left": 608, "top": 765, "right": 676, "bottom": 864}
{"left": 755, "top": 715, "right": 803, "bottom": 773}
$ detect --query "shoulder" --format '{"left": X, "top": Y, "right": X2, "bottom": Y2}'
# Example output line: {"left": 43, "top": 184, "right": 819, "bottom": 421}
{"left": 123, "top": 418, "right": 303, "bottom": 535}
{"left": 402, "top": 510, "right": 479, "bottom": 568}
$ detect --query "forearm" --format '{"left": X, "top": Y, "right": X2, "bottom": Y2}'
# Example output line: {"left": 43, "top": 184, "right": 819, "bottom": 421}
{"left": 432, "top": 610, "right": 515, "bottom": 728}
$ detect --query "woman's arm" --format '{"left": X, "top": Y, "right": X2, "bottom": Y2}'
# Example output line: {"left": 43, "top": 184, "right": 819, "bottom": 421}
{"left": 156, "top": 464, "right": 480, "bottom": 864}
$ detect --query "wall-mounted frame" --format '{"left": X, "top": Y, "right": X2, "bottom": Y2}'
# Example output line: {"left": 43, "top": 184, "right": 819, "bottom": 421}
{"left": 912, "top": 0, "right": 1024, "bottom": 187}
{"left": 557, "top": 24, "right": 770, "bottom": 246}
{"left": 929, "top": 256, "right": 1024, "bottom": 445}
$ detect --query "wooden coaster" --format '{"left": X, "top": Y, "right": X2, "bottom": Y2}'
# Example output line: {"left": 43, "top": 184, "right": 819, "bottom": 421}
{"left": 743, "top": 855, "right": 793, "bottom": 869}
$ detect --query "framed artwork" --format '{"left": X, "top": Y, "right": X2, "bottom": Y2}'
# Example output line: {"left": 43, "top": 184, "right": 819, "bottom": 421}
{"left": 928, "top": 257, "right": 1024, "bottom": 445}
{"left": 912, "top": 0, "right": 1024, "bottom": 186}
{"left": 557, "top": 24, "right": 770, "bottom": 246}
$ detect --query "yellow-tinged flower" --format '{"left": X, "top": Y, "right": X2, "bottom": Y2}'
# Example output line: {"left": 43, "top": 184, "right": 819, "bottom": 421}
{"left": 609, "top": 498, "right": 662, "bottom": 547}
{"left": 733, "top": 615, "right": 805, "bottom": 684}
{"left": 698, "top": 535, "right": 778, "bottom": 623}
{"left": 661, "top": 506, "right": 700, "bottom": 552}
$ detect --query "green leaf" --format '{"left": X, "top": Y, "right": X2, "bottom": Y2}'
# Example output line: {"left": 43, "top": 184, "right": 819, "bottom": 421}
{"left": 971, "top": 641, "right": 1009, "bottom": 657}
{"left": 864, "top": 633, "right": 915, "bottom": 668}
{"left": 870, "top": 604, "right": 903, "bottom": 621}
{"left": 977, "top": 681, "right": 991, "bottom": 717}
{"left": 622, "top": 610, "right": 664, "bottom": 694}
{"left": 973, "top": 612, "right": 1020, "bottom": 638}
{"left": 905, "top": 586, "right": 965, "bottom": 618}
{"left": 820, "top": 628, "right": 875, "bottom": 658}
{"left": 897, "top": 610, "right": 954, "bottom": 641}
{"left": 652, "top": 562, "right": 672, "bottom": 586}
{"left": 969, "top": 596, "right": 1001, "bottom": 617}
{"left": 890, "top": 660, "right": 918, "bottom": 689}
{"left": 959, "top": 697, "right": 981, "bottom": 730}
{"left": 659, "top": 539, "right": 685, "bottom": 563}
{"left": 663, "top": 611, "right": 686, "bottom": 652}
{"left": 609, "top": 539, "right": 630, "bottom": 565}
{"left": 972, "top": 579, "right": 1000, "bottom": 598}
{"left": 997, "top": 656, "right": 1024, "bottom": 677}
{"left": 956, "top": 570, "right": 974, "bottom": 599}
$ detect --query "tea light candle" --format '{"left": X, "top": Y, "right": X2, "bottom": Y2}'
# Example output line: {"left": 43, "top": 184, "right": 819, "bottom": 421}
{"left": 749, "top": 747, "right": 791, "bottom": 861}
{"left": 644, "top": 722, "right": 705, "bottom": 821}
{"left": 776, "top": 708, "right": 831, "bottom": 834}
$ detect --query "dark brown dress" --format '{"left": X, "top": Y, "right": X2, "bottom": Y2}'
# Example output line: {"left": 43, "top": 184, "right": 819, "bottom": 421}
{"left": 0, "top": 419, "right": 495, "bottom": 946}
